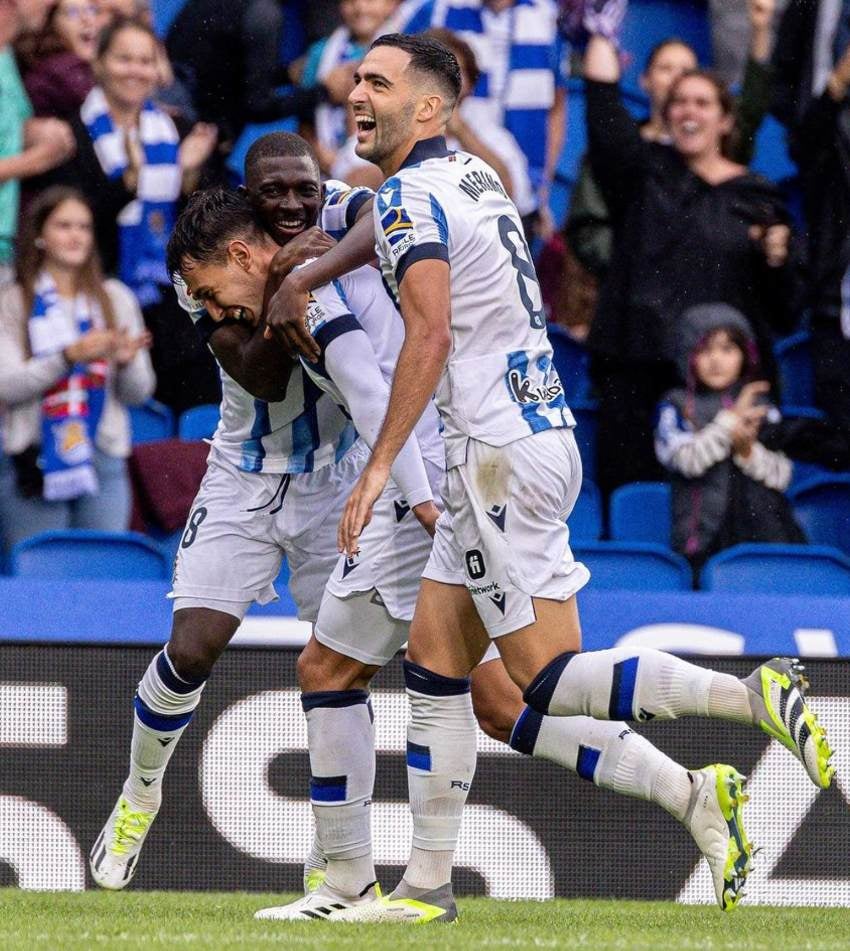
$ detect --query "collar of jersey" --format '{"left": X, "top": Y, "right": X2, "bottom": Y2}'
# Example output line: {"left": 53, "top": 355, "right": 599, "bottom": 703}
{"left": 399, "top": 135, "right": 451, "bottom": 170}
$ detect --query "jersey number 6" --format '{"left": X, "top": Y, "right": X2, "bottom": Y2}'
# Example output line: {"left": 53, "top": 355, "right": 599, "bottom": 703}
{"left": 497, "top": 215, "right": 545, "bottom": 330}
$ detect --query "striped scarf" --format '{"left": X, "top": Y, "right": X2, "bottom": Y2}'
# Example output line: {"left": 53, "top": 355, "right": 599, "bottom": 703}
{"left": 430, "top": 0, "right": 560, "bottom": 187}
{"left": 28, "top": 271, "right": 108, "bottom": 501}
{"left": 81, "top": 86, "right": 181, "bottom": 307}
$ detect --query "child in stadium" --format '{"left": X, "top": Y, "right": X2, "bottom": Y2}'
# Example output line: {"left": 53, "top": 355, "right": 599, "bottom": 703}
{"left": 655, "top": 303, "right": 806, "bottom": 576}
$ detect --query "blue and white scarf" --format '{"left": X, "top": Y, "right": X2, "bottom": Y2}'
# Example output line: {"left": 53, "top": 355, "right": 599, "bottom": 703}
{"left": 28, "top": 272, "right": 108, "bottom": 501}
{"left": 81, "top": 86, "right": 181, "bottom": 307}
{"left": 427, "top": 0, "right": 562, "bottom": 188}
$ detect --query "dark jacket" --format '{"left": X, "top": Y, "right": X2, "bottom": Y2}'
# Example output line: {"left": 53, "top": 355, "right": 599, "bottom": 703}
{"left": 584, "top": 79, "right": 799, "bottom": 384}
{"left": 568, "top": 57, "right": 776, "bottom": 279}
{"left": 166, "top": 0, "right": 324, "bottom": 145}
{"left": 656, "top": 304, "right": 805, "bottom": 564}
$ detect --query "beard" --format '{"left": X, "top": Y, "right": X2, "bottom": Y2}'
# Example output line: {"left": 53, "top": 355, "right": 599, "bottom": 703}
{"left": 357, "top": 99, "right": 417, "bottom": 165}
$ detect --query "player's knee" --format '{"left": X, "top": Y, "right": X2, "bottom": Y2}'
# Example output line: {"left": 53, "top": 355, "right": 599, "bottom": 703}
{"left": 166, "top": 639, "right": 218, "bottom": 682}
{"left": 472, "top": 692, "right": 515, "bottom": 744}
{"left": 297, "top": 638, "right": 376, "bottom": 693}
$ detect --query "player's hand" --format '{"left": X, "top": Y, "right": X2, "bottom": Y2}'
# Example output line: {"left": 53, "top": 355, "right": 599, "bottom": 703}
{"left": 412, "top": 500, "right": 441, "bottom": 537}
{"left": 268, "top": 227, "right": 336, "bottom": 283}
{"left": 338, "top": 460, "right": 391, "bottom": 556}
{"left": 263, "top": 272, "right": 321, "bottom": 363}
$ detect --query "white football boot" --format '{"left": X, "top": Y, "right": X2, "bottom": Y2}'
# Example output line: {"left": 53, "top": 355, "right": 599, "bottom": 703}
{"left": 90, "top": 796, "right": 158, "bottom": 890}
{"left": 254, "top": 882, "right": 383, "bottom": 921}
{"left": 683, "top": 764, "right": 752, "bottom": 911}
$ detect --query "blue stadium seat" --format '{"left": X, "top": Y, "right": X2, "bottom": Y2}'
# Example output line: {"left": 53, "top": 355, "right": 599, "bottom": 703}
{"left": 609, "top": 482, "right": 672, "bottom": 544}
{"left": 178, "top": 403, "right": 221, "bottom": 440}
{"left": 701, "top": 543, "right": 850, "bottom": 595}
{"left": 10, "top": 530, "right": 171, "bottom": 580}
{"left": 572, "top": 541, "right": 692, "bottom": 591}
{"left": 129, "top": 399, "right": 175, "bottom": 443}
{"left": 571, "top": 399, "right": 598, "bottom": 483}
{"left": 547, "top": 323, "right": 593, "bottom": 402}
{"left": 775, "top": 332, "right": 815, "bottom": 407}
{"left": 788, "top": 475, "right": 850, "bottom": 557}
{"left": 569, "top": 480, "right": 603, "bottom": 542}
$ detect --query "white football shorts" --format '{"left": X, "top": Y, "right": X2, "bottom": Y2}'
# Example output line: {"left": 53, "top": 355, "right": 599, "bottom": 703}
{"left": 422, "top": 427, "right": 590, "bottom": 638}
{"left": 169, "top": 441, "right": 368, "bottom": 622}
{"left": 314, "top": 458, "right": 444, "bottom": 666}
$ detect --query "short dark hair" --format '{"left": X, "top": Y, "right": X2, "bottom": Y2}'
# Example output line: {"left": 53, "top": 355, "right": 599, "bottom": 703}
{"left": 244, "top": 132, "right": 320, "bottom": 183}
{"left": 422, "top": 28, "right": 480, "bottom": 93}
{"left": 166, "top": 187, "right": 264, "bottom": 278}
{"left": 370, "top": 32, "right": 462, "bottom": 108}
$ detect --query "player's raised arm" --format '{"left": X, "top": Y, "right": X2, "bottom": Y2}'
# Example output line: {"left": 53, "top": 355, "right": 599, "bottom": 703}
{"left": 338, "top": 256, "right": 451, "bottom": 554}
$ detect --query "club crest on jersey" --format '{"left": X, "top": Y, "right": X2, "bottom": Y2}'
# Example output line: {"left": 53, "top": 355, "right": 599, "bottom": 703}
{"left": 506, "top": 369, "right": 564, "bottom": 405}
{"left": 380, "top": 206, "right": 416, "bottom": 251}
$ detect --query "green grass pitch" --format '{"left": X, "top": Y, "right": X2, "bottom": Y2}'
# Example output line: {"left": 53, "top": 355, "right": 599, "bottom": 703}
{"left": 2, "top": 891, "right": 850, "bottom": 950}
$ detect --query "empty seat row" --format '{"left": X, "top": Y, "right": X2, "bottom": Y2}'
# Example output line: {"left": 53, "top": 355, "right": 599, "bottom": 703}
{"left": 129, "top": 401, "right": 220, "bottom": 444}
{"left": 6, "top": 530, "right": 850, "bottom": 596}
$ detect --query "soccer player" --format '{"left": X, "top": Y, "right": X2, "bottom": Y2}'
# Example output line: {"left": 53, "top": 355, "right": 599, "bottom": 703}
{"left": 316, "top": 33, "right": 834, "bottom": 921}
{"left": 88, "top": 138, "right": 399, "bottom": 892}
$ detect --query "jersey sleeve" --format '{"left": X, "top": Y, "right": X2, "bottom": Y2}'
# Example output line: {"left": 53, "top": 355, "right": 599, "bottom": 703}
{"left": 304, "top": 278, "right": 363, "bottom": 352}
{"left": 374, "top": 175, "right": 449, "bottom": 286}
{"left": 321, "top": 181, "right": 374, "bottom": 241}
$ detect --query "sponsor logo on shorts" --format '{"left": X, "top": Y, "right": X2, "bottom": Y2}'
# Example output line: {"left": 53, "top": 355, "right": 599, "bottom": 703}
{"left": 468, "top": 580, "right": 501, "bottom": 596}
{"left": 465, "top": 549, "right": 486, "bottom": 580}
{"left": 342, "top": 555, "right": 359, "bottom": 578}
{"left": 394, "top": 499, "right": 410, "bottom": 522}
{"left": 489, "top": 592, "right": 507, "bottom": 615}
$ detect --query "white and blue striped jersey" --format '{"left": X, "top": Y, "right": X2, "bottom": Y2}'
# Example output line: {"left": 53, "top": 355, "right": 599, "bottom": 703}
{"left": 373, "top": 137, "right": 574, "bottom": 469}
{"left": 174, "top": 181, "right": 374, "bottom": 475}
{"left": 302, "top": 263, "right": 444, "bottom": 465}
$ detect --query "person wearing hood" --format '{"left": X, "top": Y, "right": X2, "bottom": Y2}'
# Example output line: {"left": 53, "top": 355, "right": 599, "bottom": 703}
{"left": 655, "top": 303, "right": 805, "bottom": 577}
{"left": 579, "top": 12, "right": 800, "bottom": 497}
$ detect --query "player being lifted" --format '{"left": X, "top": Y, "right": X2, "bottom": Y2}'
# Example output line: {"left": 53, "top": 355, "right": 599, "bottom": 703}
{"left": 303, "top": 34, "right": 833, "bottom": 921}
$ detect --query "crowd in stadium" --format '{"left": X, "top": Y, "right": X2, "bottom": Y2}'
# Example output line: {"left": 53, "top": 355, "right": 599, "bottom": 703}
{"left": 1, "top": 0, "right": 850, "bottom": 586}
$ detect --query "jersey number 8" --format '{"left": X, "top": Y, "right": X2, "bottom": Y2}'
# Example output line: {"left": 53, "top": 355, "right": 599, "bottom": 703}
{"left": 497, "top": 215, "right": 545, "bottom": 330}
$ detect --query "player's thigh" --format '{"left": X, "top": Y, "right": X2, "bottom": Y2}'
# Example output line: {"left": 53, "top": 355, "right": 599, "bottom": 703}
{"left": 406, "top": 579, "right": 490, "bottom": 679}
{"left": 171, "top": 458, "right": 284, "bottom": 609}
{"left": 495, "top": 594, "right": 583, "bottom": 691}
{"left": 314, "top": 587, "right": 411, "bottom": 670}
{"left": 470, "top": 653, "right": 526, "bottom": 744}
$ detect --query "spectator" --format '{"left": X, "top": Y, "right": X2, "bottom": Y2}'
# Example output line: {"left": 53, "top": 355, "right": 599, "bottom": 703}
{"left": 710, "top": 0, "right": 788, "bottom": 88}
{"left": 582, "top": 25, "right": 799, "bottom": 495}
{"left": 0, "top": 186, "right": 155, "bottom": 552}
{"left": 165, "top": 0, "right": 358, "bottom": 151}
{"left": 568, "top": 0, "right": 778, "bottom": 280}
{"left": 655, "top": 303, "right": 804, "bottom": 578}
{"left": 299, "top": 0, "right": 398, "bottom": 174}
{"left": 16, "top": 0, "right": 98, "bottom": 121}
{"left": 42, "top": 17, "right": 222, "bottom": 412}
{"left": 402, "top": 0, "right": 568, "bottom": 235}
{"left": 793, "top": 37, "right": 850, "bottom": 437}
{"left": 0, "top": 0, "right": 76, "bottom": 283}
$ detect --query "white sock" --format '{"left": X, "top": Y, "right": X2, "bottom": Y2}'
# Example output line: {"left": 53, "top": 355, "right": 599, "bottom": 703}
{"left": 510, "top": 708, "right": 693, "bottom": 821}
{"left": 123, "top": 648, "right": 206, "bottom": 811}
{"left": 303, "top": 689, "right": 375, "bottom": 898}
{"left": 403, "top": 660, "right": 477, "bottom": 892}
{"left": 522, "top": 647, "right": 750, "bottom": 724}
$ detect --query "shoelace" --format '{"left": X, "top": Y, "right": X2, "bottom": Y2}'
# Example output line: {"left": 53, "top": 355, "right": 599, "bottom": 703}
{"left": 110, "top": 808, "right": 153, "bottom": 856}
